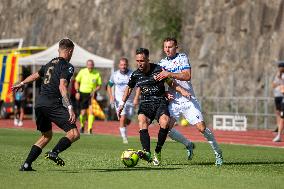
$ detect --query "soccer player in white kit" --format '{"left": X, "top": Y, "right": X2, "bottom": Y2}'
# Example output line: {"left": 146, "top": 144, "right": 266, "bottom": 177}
{"left": 107, "top": 58, "right": 135, "bottom": 144}
{"left": 156, "top": 37, "right": 223, "bottom": 166}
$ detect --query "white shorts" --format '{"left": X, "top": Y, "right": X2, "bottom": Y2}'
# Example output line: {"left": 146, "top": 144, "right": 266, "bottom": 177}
{"left": 169, "top": 98, "right": 203, "bottom": 125}
{"left": 115, "top": 100, "right": 134, "bottom": 120}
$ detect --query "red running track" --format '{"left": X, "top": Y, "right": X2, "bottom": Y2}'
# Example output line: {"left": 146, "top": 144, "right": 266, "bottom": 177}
{"left": 0, "top": 119, "right": 283, "bottom": 148}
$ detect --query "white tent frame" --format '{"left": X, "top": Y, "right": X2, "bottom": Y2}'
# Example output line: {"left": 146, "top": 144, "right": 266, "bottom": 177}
{"left": 18, "top": 41, "right": 114, "bottom": 120}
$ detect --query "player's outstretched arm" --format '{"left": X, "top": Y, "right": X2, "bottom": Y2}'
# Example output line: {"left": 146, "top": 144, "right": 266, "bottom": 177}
{"left": 155, "top": 69, "right": 191, "bottom": 81}
{"left": 11, "top": 72, "right": 41, "bottom": 92}
{"left": 59, "top": 78, "right": 75, "bottom": 124}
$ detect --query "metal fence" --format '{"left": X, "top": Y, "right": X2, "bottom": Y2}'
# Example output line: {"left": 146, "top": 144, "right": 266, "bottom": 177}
{"left": 199, "top": 97, "right": 276, "bottom": 130}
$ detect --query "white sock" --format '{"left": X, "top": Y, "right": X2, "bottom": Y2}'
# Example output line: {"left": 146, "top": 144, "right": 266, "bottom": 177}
{"left": 168, "top": 128, "right": 191, "bottom": 147}
{"left": 119, "top": 127, "right": 127, "bottom": 140}
{"left": 203, "top": 128, "right": 222, "bottom": 155}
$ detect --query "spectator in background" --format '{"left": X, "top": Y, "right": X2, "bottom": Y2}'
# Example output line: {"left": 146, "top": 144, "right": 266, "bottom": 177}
{"left": 272, "top": 61, "right": 284, "bottom": 142}
{"left": 13, "top": 80, "right": 26, "bottom": 127}
{"left": 107, "top": 57, "right": 135, "bottom": 144}
{"left": 75, "top": 60, "right": 102, "bottom": 134}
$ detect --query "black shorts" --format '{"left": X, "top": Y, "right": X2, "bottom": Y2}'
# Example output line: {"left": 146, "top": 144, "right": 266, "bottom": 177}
{"left": 14, "top": 100, "right": 25, "bottom": 109}
{"left": 79, "top": 92, "right": 91, "bottom": 109}
{"left": 138, "top": 98, "right": 170, "bottom": 123}
{"left": 35, "top": 106, "right": 76, "bottom": 133}
{"left": 274, "top": 97, "right": 283, "bottom": 111}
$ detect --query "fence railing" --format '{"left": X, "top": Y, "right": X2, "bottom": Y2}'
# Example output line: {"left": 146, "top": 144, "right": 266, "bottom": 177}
{"left": 199, "top": 97, "right": 276, "bottom": 130}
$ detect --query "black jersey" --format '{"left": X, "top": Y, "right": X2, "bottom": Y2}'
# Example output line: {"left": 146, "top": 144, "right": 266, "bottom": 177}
{"left": 128, "top": 63, "right": 166, "bottom": 101}
{"left": 36, "top": 57, "right": 74, "bottom": 107}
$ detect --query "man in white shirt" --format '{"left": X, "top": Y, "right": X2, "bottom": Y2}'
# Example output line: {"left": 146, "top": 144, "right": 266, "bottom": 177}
{"left": 107, "top": 57, "right": 135, "bottom": 144}
{"left": 155, "top": 37, "right": 223, "bottom": 166}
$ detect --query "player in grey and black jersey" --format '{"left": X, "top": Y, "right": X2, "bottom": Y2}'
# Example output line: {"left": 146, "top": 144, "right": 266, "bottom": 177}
{"left": 12, "top": 39, "right": 80, "bottom": 171}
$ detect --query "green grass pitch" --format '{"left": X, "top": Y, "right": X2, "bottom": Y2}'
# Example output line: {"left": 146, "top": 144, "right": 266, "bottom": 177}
{"left": 0, "top": 128, "right": 284, "bottom": 189}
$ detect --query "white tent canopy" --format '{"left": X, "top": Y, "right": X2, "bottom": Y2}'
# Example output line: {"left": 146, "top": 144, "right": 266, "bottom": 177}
{"left": 18, "top": 41, "right": 114, "bottom": 120}
{"left": 19, "top": 42, "right": 114, "bottom": 69}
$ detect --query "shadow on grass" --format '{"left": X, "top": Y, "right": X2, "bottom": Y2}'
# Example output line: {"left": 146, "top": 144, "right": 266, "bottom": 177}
{"left": 85, "top": 167, "right": 181, "bottom": 172}
{"left": 48, "top": 169, "right": 81, "bottom": 173}
{"left": 48, "top": 167, "right": 181, "bottom": 173}
{"left": 168, "top": 161, "right": 284, "bottom": 166}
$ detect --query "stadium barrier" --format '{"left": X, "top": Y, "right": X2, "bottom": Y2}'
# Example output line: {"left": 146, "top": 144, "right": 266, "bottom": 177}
{"left": 213, "top": 115, "right": 247, "bottom": 131}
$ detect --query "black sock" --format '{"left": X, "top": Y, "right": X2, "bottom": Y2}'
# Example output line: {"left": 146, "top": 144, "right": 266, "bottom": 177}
{"left": 24, "top": 145, "right": 42, "bottom": 166}
{"left": 52, "top": 137, "right": 71, "bottom": 154}
{"left": 155, "top": 128, "right": 169, "bottom": 153}
{"left": 139, "top": 129, "right": 150, "bottom": 152}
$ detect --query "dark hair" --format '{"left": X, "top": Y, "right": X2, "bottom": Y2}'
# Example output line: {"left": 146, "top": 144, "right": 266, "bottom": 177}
{"left": 163, "top": 37, "right": 178, "bottom": 46}
{"left": 278, "top": 61, "right": 284, "bottom": 68}
{"left": 120, "top": 57, "right": 128, "bottom": 64}
{"left": 59, "top": 38, "right": 74, "bottom": 49}
{"left": 136, "top": 48, "right": 149, "bottom": 58}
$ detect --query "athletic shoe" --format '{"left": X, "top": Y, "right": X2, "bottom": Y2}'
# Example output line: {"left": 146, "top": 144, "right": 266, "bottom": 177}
{"left": 18, "top": 121, "right": 23, "bottom": 127}
{"left": 14, "top": 118, "right": 18, "bottom": 126}
{"left": 215, "top": 152, "right": 223, "bottom": 166}
{"left": 153, "top": 151, "right": 161, "bottom": 166}
{"left": 19, "top": 163, "right": 35, "bottom": 171}
{"left": 186, "top": 142, "right": 195, "bottom": 160}
{"left": 273, "top": 127, "right": 278, "bottom": 133}
{"left": 137, "top": 150, "right": 152, "bottom": 163}
{"left": 122, "top": 138, "right": 128, "bottom": 144}
{"left": 273, "top": 135, "right": 281, "bottom": 142}
{"left": 88, "top": 129, "right": 92, "bottom": 135}
{"left": 80, "top": 127, "right": 84, "bottom": 133}
{"left": 45, "top": 151, "right": 65, "bottom": 166}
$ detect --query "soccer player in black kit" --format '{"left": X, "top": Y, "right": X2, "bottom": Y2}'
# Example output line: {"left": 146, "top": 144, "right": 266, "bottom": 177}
{"left": 12, "top": 39, "right": 80, "bottom": 171}
{"left": 117, "top": 48, "right": 190, "bottom": 166}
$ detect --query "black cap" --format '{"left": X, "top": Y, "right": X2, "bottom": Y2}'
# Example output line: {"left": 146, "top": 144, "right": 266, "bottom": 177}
{"left": 278, "top": 61, "right": 284, "bottom": 67}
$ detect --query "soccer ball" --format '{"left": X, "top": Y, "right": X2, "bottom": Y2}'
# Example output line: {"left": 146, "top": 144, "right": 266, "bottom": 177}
{"left": 121, "top": 149, "right": 139, "bottom": 167}
{"left": 180, "top": 118, "right": 189, "bottom": 126}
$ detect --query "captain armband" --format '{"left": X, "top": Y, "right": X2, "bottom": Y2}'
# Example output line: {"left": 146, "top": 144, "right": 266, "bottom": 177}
{"left": 107, "top": 81, "right": 114, "bottom": 87}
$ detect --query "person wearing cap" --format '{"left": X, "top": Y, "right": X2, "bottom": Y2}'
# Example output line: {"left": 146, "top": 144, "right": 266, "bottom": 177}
{"left": 272, "top": 61, "right": 284, "bottom": 142}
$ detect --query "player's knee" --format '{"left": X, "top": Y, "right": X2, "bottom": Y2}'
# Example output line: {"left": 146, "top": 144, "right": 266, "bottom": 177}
{"left": 42, "top": 132, "right": 53, "bottom": 143}
{"left": 67, "top": 129, "right": 80, "bottom": 142}
{"left": 196, "top": 122, "right": 206, "bottom": 133}
{"left": 74, "top": 132, "right": 80, "bottom": 141}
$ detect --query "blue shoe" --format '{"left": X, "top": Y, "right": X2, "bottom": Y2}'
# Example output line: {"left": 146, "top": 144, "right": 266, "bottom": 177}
{"left": 186, "top": 142, "right": 195, "bottom": 160}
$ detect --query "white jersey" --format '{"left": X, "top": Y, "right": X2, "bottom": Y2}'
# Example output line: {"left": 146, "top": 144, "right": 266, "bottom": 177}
{"left": 159, "top": 53, "right": 196, "bottom": 102}
{"left": 109, "top": 69, "right": 134, "bottom": 104}
{"left": 159, "top": 53, "right": 203, "bottom": 125}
